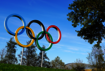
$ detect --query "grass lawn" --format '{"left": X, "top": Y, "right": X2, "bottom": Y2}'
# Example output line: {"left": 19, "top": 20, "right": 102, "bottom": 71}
{"left": 0, "top": 63, "right": 75, "bottom": 71}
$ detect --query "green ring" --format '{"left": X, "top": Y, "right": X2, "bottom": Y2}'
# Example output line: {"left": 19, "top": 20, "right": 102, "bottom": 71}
{"left": 36, "top": 31, "right": 53, "bottom": 51}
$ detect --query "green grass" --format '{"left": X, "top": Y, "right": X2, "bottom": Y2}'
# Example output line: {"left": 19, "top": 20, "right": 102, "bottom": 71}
{"left": 0, "top": 63, "right": 75, "bottom": 71}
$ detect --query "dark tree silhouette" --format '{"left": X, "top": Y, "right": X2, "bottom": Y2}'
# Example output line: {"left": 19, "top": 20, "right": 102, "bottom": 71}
{"left": 18, "top": 40, "right": 38, "bottom": 66}
{"left": 67, "top": 0, "right": 105, "bottom": 48}
{"left": 2, "top": 37, "right": 18, "bottom": 64}
{"left": 0, "top": 48, "right": 7, "bottom": 63}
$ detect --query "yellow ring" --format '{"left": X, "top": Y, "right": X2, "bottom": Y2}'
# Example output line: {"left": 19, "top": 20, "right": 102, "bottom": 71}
{"left": 14, "top": 26, "right": 35, "bottom": 47}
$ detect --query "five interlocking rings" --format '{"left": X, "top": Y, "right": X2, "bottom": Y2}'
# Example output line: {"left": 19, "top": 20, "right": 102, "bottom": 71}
{"left": 4, "top": 14, "right": 61, "bottom": 51}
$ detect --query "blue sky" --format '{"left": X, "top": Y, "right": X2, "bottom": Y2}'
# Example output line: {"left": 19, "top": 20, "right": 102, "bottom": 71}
{"left": 0, "top": 0, "right": 105, "bottom": 65}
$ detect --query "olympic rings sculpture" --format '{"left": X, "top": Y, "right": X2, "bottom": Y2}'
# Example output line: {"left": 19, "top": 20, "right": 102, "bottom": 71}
{"left": 4, "top": 14, "right": 61, "bottom": 51}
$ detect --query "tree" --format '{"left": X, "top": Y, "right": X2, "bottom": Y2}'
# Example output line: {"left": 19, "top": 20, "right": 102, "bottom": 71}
{"left": 0, "top": 48, "right": 7, "bottom": 63}
{"left": 69, "top": 59, "right": 85, "bottom": 71}
{"left": 67, "top": 0, "right": 105, "bottom": 48}
{"left": 102, "top": 44, "right": 105, "bottom": 67}
{"left": 18, "top": 40, "right": 38, "bottom": 66}
{"left": 3, "top": 37, "right": 18, "bottom": 64}
{"left": 87, "top": 46, "right": 105, "bottom": 71}
{"left": 36, "top": 45, "right": 51, "bottom": 68}
{"left": 50, "top": 56, "right": 65, "bottom": 69}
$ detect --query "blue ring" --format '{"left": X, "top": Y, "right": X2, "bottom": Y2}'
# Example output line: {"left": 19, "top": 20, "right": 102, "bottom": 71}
{"left": 4, "top": 14, "right": 26, "bottom": 36}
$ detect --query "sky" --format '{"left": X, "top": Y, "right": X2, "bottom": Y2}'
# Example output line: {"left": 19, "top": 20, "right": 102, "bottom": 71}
{"left": 0, "top": 0, "right": 105, "bottom": 65}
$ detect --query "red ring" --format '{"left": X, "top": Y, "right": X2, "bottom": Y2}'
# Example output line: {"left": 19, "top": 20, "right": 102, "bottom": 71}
{"left": 46, "top": 25, "right": 61, "bottom": 44}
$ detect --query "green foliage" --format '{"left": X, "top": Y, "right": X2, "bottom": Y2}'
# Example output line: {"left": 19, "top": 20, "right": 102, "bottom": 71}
{"left": 50, "top": 56, "right": 65, "bottom": 69}
{"left": 67, "top": 0, "right": 105, "bottom": 47}
{"left": 2, "top": 37, "right": 18, "bottom": 64}
{"left": 18, "top": 40, "right": 38, "bottom": 66}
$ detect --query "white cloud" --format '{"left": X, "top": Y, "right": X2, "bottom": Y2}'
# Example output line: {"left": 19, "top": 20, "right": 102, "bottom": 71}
{"left": 63, "top": 50, "right": 75, "bottom": 53}
{"left": 69, "top": 40, "right": 87, "bottom": 45}
{"left": 51, "top": 49, "right": 55, "bottom": 50}
{"left": 62, "top": 33, "right": 83, "bottom": 41}
{"left": 63, "top": 49, "right": 88, "bottom": 55}
{"left": 56, "top": 44, "right": 79, "bottom": 51}
{"left": 79, "top": 52, "right": 88, "bottom": 55}
{"left": 0, "top": 37, "right": 9, "bottom": 40}
{"left": 55, "top": 44, "right": 65, "bottom": 47}
{"left": 54, "top": 46, "right": 62, "bottom": 48}
{"left": 62, "top": 32, "right": 92, "bottom": 46}
{"left": 54, "top": 43, "right": 91, "bottom": 53}
{"left": 68, "top": 47, "right": 78, "bottom": 51}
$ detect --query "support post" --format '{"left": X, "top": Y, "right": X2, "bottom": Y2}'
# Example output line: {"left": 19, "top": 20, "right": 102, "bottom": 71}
{"left": 20, "top": 47, "right": 24, "bottom": 65}
{"left": 41, "top": 51, "right": 43, "bottom": 67}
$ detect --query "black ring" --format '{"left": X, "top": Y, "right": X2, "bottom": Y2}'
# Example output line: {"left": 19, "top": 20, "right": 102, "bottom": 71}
{"left": 26, "top": 20, "right": 45, "bottom": 40}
